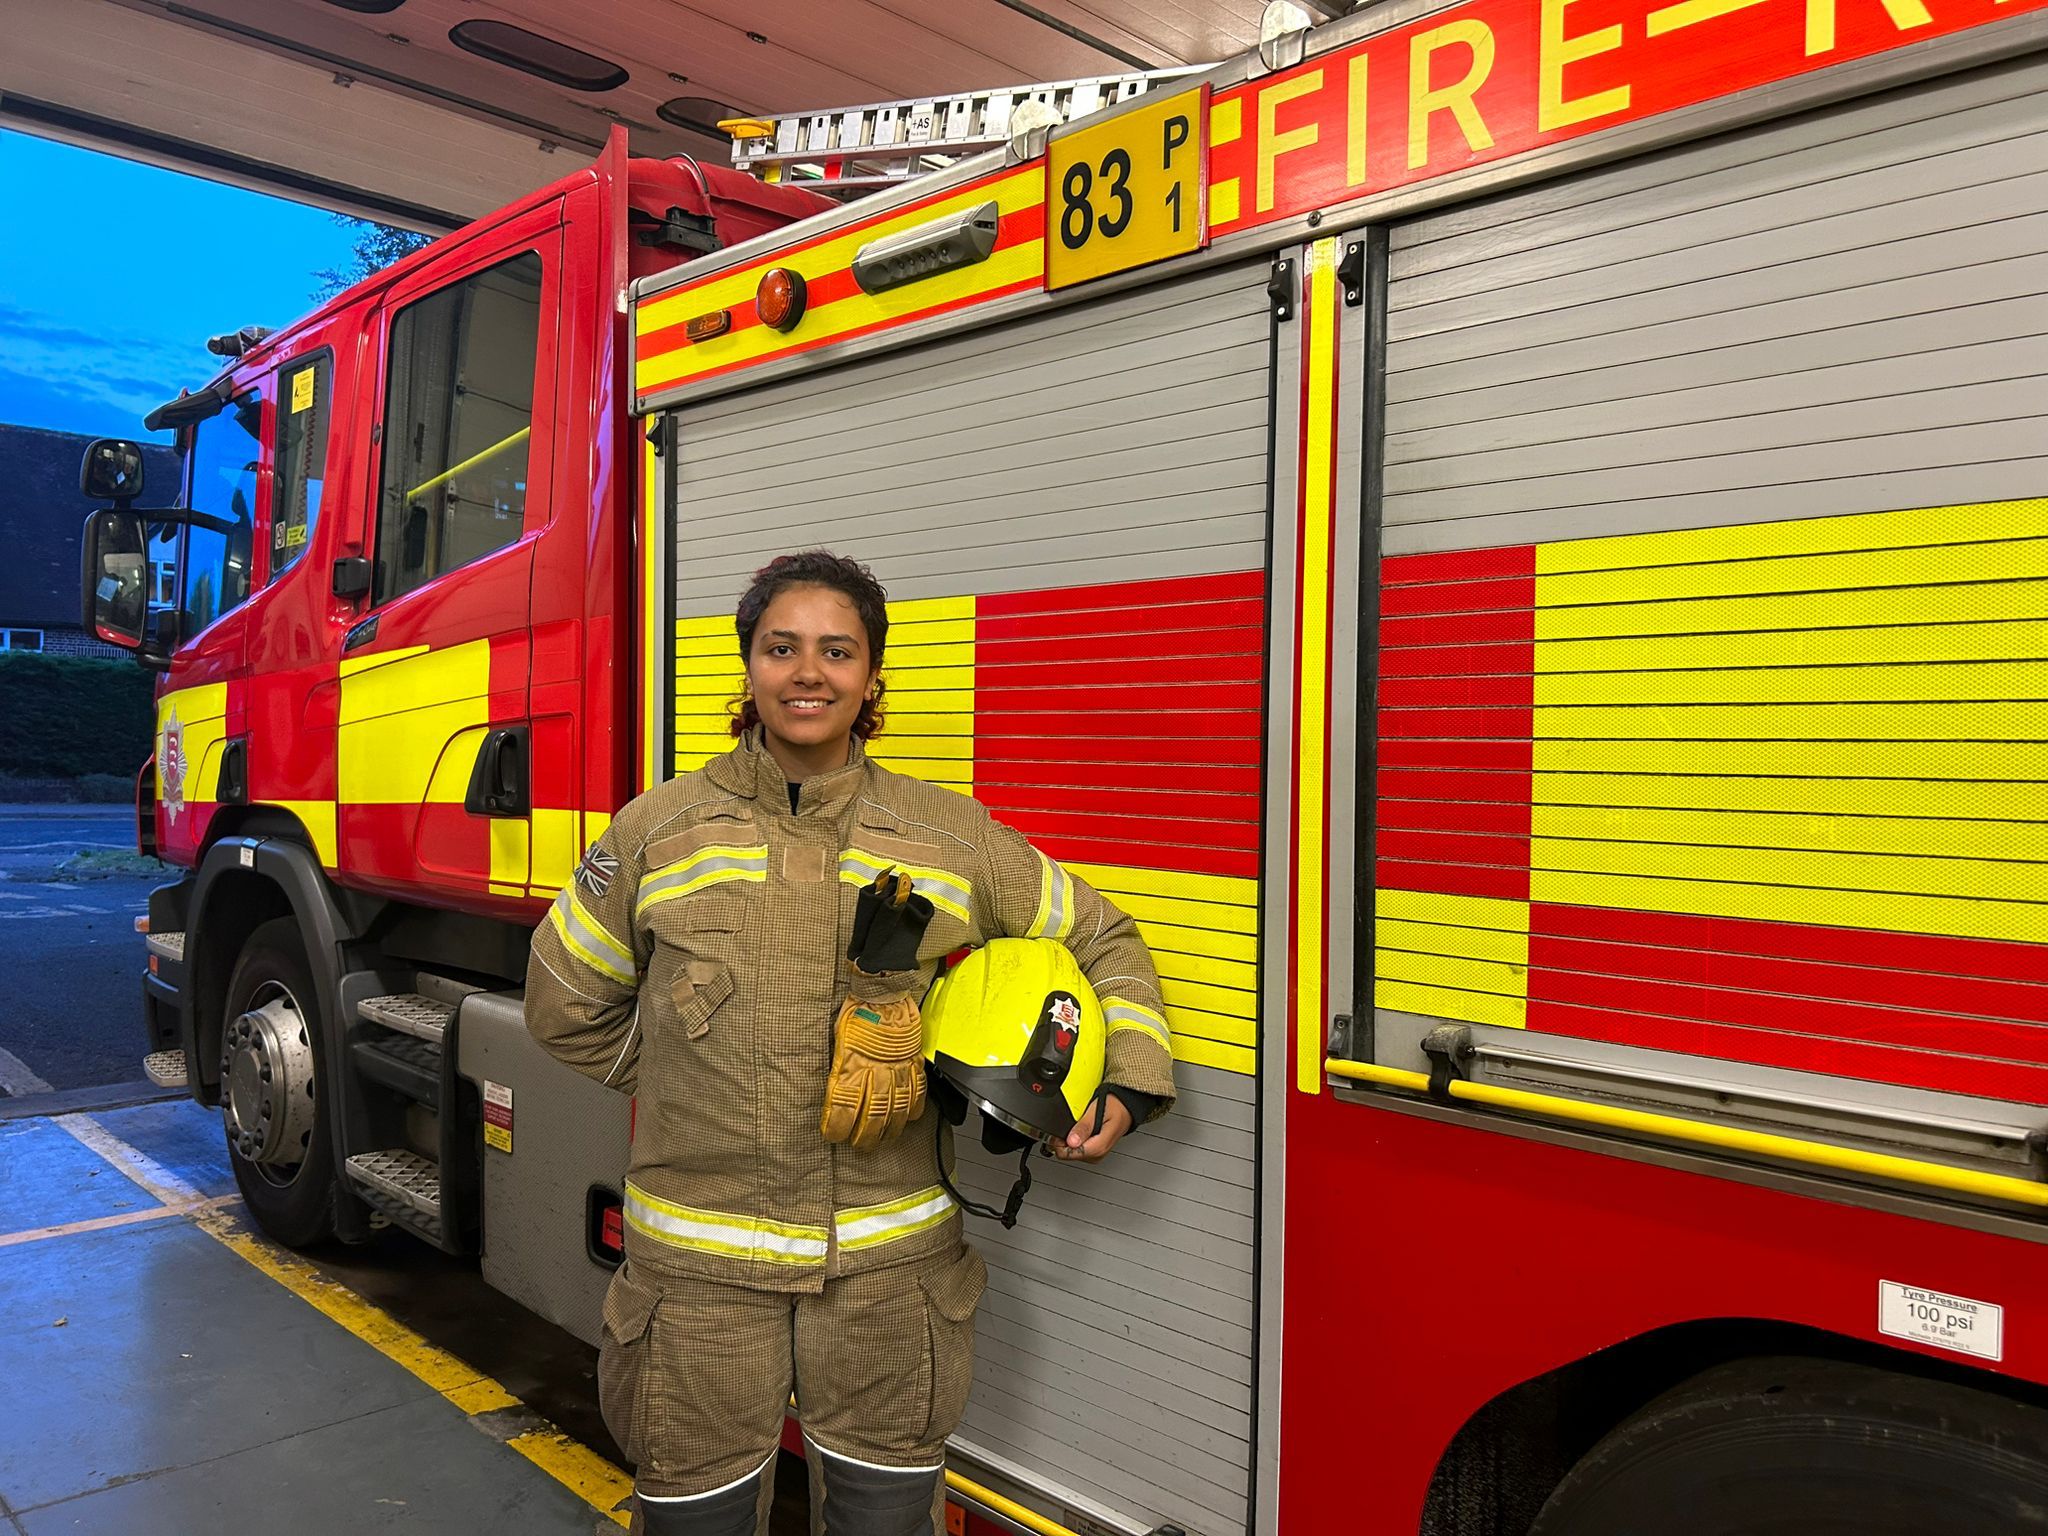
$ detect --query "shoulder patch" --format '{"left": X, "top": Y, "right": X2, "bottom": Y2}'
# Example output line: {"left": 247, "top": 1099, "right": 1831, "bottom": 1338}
{"left": 574, "top": 846, "right": 619, "bottom": 900}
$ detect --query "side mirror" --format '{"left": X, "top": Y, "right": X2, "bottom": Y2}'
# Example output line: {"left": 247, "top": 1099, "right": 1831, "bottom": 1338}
{"left": 81, "top": 438, "right": 147, "bottom": 502}
{"left": 81, "top": 509, "right": 149, "bottom": 650}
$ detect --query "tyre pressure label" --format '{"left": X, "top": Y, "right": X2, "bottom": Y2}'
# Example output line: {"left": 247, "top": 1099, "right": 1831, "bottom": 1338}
{"left": 484, "top": 1080, "right": 513, "bottom": 1154}
{"left": 1879, "top": 1281, "right": 2002, "bottom": 1361}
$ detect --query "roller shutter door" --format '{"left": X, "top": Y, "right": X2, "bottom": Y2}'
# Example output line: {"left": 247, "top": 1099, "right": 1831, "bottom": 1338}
{"left": 1382, "top": 54, "right": 2048, "bottom": 552}
{"left": 1373, "top": 56, "right": 2048, "bottom": 1115}
{"left": 667, "top": 258, "right": 1273, "bottom": 1536}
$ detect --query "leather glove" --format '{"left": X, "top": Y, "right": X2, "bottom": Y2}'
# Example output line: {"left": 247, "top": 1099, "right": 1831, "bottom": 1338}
{"left": 820, "top": 994, "right": 927, "bottom": 1150}
{"left": 847, "top": 868, "right": 934, "bottom": 976}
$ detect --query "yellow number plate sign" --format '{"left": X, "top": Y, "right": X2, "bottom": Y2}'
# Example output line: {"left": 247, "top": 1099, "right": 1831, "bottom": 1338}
{"left": 1044, "top": 83, "right": 1209, "bottom": 291}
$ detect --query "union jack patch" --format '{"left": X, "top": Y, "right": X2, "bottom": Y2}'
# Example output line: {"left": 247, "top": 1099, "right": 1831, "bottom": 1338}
{"left": 574, "top": 846, "right": 618, "bottom": 901}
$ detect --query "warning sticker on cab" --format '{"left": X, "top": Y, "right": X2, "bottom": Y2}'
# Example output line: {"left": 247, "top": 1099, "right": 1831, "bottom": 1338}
{"left": 484, "top": 1079, "right": 513, "bottom": 1154}
{"left": 1879, "top": 1280, "right": 2002, "bottom": 1361}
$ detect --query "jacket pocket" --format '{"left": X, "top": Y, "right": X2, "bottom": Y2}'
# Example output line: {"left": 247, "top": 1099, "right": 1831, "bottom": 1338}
{"left": 919, "top": 1243, "right": 987, "bottom": 1443}
{"left": 668, "top": 958, "right": 733, "bottom": 1040}
{"left": 597, "top": 1262, "right": 662, "bottom": 1466}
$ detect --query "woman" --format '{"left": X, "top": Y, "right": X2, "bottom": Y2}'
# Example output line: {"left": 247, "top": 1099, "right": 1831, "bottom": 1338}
{"left": 526, "top": 551, "right": 1176, "bottom": 1536}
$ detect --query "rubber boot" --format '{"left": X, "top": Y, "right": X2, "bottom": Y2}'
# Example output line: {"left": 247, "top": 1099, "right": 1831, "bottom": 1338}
{"left": 636, "top": 1463, "right": 764, "bottom": 1536}
{"left": 818, "top": 1448, "right": 942, "bottom": 1536}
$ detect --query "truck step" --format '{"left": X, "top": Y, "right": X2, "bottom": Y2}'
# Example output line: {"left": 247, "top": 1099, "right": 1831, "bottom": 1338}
{"left": 344, "top": 1150, "right": 443, "bottom": 1243}
{"left": 350, "top": 1034, "right": 441, "bottom": 1110}
{"left": 358, "top": 992, "right": 455, "bottom": 1045}
{"left": 142, "top": 1049, "right": 189, "bottom": 1088}
{"left": 144, "top": 931, "right": 186, "bottom": 963}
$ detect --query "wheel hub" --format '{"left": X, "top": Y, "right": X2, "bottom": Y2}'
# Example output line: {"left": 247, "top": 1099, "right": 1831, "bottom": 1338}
{"left": 221, "top": 988, "right": 316, "bottom": 1169}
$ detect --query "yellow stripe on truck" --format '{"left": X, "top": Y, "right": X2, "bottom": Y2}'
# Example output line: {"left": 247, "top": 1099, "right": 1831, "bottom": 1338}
{"left": 338, "top": 639, "right": 490, "bottom": 804}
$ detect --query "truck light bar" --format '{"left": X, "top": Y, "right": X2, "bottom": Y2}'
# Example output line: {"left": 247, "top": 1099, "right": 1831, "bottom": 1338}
{"left": 1326, "top": 1057, "right": 2048, "bottom": 1212}
{"left": 850, "top": 202, "right": 999, "bottom": 295}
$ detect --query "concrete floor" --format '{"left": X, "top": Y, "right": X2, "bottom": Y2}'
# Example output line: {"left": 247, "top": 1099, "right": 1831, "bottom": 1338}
{"left": 0, "top": 1098, "right": 629, "bottom": 1534}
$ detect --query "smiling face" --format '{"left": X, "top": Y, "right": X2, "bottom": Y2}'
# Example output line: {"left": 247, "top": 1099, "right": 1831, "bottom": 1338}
{"left": 745, "top": 584, "right": 880, "bottom": 780}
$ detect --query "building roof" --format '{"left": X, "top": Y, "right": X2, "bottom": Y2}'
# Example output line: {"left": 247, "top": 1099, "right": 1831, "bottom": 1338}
{"left": 0, "top": 423, "right": 182, "bottom": 629}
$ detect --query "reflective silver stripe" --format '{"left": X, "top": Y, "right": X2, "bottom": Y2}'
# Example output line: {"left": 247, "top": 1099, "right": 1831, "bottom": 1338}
{"left": 638, "top": 1453, "right": 777, "bottom": 1502}
{"left": 839, "top": 851, "right": 972, "bottom": 920}
{"left": 1036, "top": 854, "right": 1071, "bottom": 939}
{"left": 806, "top": 1437, "right": 944, "bottom": 1476}
{"left": 1103, "top": 999, "right": 1171, "bottom": 1049}
{"left": 623, "top": 1185, "right": 828, "bottom": 1263}
{"left": 834, "top": 1186, "right": 954, "bottom": 1251}
{"left": 635, "top": 849, "right": 768, "bottom": 913}
{"left": 550, "top": 888, "right": 636, "bottom": 984}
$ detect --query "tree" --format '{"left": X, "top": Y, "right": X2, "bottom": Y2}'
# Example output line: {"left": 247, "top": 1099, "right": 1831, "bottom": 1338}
{"left": 311, "top": 215, "right": 436, "bottom": 301}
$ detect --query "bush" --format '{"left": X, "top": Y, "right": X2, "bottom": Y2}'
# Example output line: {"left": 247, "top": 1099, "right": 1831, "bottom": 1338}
{"left": 75, "top": 772, "right": 139, "bottom": 803}
{"left": 0, "top": 652, "right": 155, "bottom": 778}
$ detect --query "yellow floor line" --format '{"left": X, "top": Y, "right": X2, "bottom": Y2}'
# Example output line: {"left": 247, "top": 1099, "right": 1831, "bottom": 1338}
{"left": 508, "top": 1427, "right": 638, "bottom": 1519}
{"left": 58, "top": 1112, "right": 633, "bottom": 1528}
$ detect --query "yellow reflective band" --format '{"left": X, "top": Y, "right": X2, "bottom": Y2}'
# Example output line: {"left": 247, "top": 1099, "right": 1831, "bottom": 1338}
{"left": 1103, "top": 998, "right": 1171, "bottom": 1052}
{"left": 839, "top": 849, "right": 973, "bottom": 925}
{"left": 834, "top": 1185, "right": 956, "bottom": 1253}
{"left": 636, "top": 845, "right": 769, "bottom": 918}
{"left": 624, "top": 1184, "right": 828, "bottom": 1264}
{"left": 549, "top": 891, "right": 635, "bottom": 987}
{"left": 1028, "top": 852, "right": 1076, "bottom": 941}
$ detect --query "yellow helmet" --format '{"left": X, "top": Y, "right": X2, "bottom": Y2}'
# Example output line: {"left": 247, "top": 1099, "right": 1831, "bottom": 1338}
{"left": 921, "top": 938, "right": 1107, "bottom": 1144}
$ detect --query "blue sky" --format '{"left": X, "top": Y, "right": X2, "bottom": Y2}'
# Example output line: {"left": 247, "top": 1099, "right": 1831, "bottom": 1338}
{"left": 0, "top": 128, "right": 366, "bottom": 443}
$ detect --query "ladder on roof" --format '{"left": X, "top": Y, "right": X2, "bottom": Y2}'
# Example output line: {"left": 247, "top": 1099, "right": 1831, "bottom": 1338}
{"left": 719, "top": 66, "right": 1203, "bottom": 194}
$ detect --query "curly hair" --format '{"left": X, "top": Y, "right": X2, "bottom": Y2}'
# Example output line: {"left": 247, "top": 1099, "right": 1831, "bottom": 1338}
{"left": 730, "top": 550, "right": 889, "bottom": 739}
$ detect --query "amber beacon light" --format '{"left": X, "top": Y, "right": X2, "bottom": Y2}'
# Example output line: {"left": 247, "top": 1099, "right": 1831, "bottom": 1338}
{"left": 755, "top": 268, "right": 807, "bottom": 332}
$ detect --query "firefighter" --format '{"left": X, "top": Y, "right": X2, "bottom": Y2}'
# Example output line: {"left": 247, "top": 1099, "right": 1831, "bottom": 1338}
{"left": 525, "top": 550, "right": 1175, "bottom": 1536}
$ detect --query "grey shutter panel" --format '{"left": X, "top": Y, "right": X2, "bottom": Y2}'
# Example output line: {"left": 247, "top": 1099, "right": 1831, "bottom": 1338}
{"left": 667, "top": 261, "right": 1272, "bottom": 1536}
{"left": 1382, "top": 54, "right": 2048, "bottom": 554}
{"left": 669, "top": 259, "right": 1272, "bottom": 609}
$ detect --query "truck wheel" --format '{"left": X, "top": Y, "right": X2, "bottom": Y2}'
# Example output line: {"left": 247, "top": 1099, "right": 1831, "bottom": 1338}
{"left": 1531, "top": 1355, "right": 2048, "bottom": 1536}
{"left": 220, "top": 917, "right": 335, "bottom": 1248}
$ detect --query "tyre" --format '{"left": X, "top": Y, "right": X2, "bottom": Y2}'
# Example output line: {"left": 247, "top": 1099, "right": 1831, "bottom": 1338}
{"left": 1531, "top": 1355, "right": 2048, "bottom": 1536}
{"left": 220, "top": 917, "right": 336, "bottom": 1247}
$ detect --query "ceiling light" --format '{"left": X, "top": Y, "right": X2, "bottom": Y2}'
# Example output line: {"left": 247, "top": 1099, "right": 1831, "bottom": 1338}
{"left": 450, "top": 20, "right": 628, "bottom": 92}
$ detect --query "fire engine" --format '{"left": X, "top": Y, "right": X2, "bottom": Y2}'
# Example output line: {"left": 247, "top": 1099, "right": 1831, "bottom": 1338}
{"left": 78, "top": 0, "right": 2048, "bottom": 1529}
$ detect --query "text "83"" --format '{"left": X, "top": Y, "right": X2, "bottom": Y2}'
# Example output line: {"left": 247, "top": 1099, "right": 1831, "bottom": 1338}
{"left": 1057, "top": 113, "right": 1195, "bottom": 251}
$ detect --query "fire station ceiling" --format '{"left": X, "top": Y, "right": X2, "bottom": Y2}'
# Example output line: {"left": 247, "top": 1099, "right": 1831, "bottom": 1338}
{"left": 0, "top": 0, "right": 1292, "bottom": 229}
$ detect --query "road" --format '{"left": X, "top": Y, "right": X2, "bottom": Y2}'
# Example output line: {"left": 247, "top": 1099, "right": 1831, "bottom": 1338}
{"left": 0, "top": 805, "right": 163, "bottom": 1094}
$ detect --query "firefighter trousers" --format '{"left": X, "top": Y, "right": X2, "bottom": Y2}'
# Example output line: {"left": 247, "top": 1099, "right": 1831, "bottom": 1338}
{"left": 599, "top": 1241, "right": 988, "bottom": 1535}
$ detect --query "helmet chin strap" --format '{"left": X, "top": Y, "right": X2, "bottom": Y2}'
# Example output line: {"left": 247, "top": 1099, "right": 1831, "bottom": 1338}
{"left": 931, "top": 1089, "right": 1108, "bottom": 1230}
{"left": 934, "top": 1109, "right": 1034, "bottom": 1229}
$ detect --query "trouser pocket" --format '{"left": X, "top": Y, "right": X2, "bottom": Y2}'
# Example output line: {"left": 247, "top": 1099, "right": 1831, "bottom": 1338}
{"left": 598, "top": 1261, "right": 663, "bottom": 1466}
{"left": 918, "top": 1243, "right": 987, "bottom": 1445}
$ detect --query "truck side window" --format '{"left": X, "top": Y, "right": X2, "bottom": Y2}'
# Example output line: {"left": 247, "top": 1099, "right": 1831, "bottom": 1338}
{"left": 374, "top": 251, "right": 543, "bottom": 604}
{"left": 272, "top": 356, "right": 331, "bottom": 579}
{"left": 181, "top": 386, "right": 262, "bottom": 635}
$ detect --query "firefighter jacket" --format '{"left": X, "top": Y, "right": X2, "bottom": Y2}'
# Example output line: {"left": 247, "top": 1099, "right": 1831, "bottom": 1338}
{"left": 525, "top": 730, "right": 1176, "bottom": 1293}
